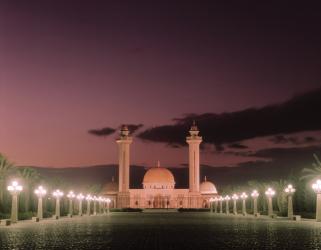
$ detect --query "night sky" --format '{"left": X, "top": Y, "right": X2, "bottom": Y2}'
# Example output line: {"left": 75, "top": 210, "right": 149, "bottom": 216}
{"left": 1, "top": 1, "right": 321, "bottom": 168}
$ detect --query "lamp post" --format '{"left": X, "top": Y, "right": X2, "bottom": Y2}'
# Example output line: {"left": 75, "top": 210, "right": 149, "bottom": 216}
{"left": 102, "top": 198, "right": 107, "bottom": 214}
{"left": 251, "top": 190, "right": 259, "bottom": 216}
{"left": 232, "top": 194, "right": 239, "bottom": 215}
{"left": 284, "top": 184, "right": 295, "bottom": 219}
{"left": 240, "top": 192, "right": 248, "bottom": 215}
{"left": 209, "top": 198, "right": 214, "bottom": 213}
{"left": 312, "top": 180, "right": 321, "bottom": 222}
{"left": 219, "top": 196, "right": 223, "bottom": 214}
{"left": 52, "top": 189, "right": 64, "bottom": 219}
{"left": 265, "top": 187, "right": 275, "bottom": 217}
{"left": 7, "top": 181, "right": 23, "bottom": 223}
{"left": 86, "top": 194, "right": 92, "bottom": 216}
{"left": 214, "top": 197, "right": 218, "bottom": 213}
{"left": 34, "top": 186, "right": 47, "bottom": 220}
{"left": 93, "top": 196, "right": 97, "bottom": 215}
{"left": 67, "top": 191, "right": 75, "bottom": 217}
{"left": 106, "top": 198, "right": 111, "bottom": 213}
{"left": 98, "top": 196, "right": 103, "bottom": 214}
{"left": 77, "top": 193, "right": 84, "bottom": 216}
{"left": 225, "top": 195, "right": 230, "bottom": 214}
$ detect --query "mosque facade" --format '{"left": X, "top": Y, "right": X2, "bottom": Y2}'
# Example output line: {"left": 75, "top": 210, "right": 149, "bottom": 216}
{"left": 101, "top": 123, "right": 218, "bottom": 208}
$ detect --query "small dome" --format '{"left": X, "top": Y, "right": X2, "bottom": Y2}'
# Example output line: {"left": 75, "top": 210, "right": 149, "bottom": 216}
{"left": 143, "top": 163, "right": 175, "bottom": 189}
{"left": 200, "top": 178, "right": 218, "bottom": 195}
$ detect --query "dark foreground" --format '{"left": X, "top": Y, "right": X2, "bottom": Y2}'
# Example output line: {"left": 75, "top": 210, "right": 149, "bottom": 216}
{"left": 1, "top": 212, "right": 321, "bottom": 250}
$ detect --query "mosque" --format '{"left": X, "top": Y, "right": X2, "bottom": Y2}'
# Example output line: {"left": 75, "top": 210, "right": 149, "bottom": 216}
{"left": 101, "top": 123, "right": 218, "bottom": 208}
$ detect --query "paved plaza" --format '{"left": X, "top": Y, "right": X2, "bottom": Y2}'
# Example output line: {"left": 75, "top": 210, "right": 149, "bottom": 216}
{"left": 1, "top": 213, "right": 321, "bottom": 249}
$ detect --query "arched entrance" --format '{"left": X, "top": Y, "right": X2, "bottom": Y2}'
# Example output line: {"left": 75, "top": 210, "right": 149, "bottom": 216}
{"left": 153, "top": 194, "right": 166, "bottom": 208}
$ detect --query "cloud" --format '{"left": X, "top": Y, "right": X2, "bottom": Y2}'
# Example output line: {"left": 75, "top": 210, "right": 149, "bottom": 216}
{"left": 228, "top": 143, "right": 248, "bottom": 149}
{"left": 270, "top": 135, "right": 299, "bottom": 144}
{"left": 138, "top": 87, "right": 321, "bottom": 146}
{"left": 121, "top": 124, "right": 144, "bottom": 134}
{"left": 88, "top": 127, "right": 116, "bottom": 137}
{"left": 89, "top": 124, "right": 143, "bottom": 138}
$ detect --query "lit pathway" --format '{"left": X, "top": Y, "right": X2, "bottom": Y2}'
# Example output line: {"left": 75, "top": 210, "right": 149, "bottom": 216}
{"left": 1, "top": 213, "right": 321, "bottom": 249}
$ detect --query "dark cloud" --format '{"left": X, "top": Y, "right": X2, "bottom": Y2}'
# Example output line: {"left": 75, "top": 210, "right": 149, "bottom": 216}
{"left": 215, "top": 144, "right": 225, "bottom": 152}
{"left": 270, "top": 135, "right": 299, "bottom": 144}
{"left": 122, "top": 124, "right": 143, "bottom": 134}
{"left": 228, "top": 143, "right": 248, "bottom": 149}
{"left": 270, "top": 135, "right": 319, "bottom": 145}
{"left": 305, "top": 136, "right": 317, "bottom": 143}
{"left": 88, "top": 127, "right": 116, "bottom": 137}
{"left": 248, "top": 145, "right": 321, "bottom": 162}
{"left": 89, "top": 124, "right": 143, "bottom": 138}
{"left": 138, "top": 87, "right": 321, "bottom": 146}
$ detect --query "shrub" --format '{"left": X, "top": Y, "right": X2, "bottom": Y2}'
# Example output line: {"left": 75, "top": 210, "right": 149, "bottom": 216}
{"left": 18, "top": 211, "right": 36, "bottom": 220}
{"left": 0, "top": 213, "right": 10, "bottom": 219}
{"left": 178, "top": 208, "right": 210, "bottom": 212}
{"left": 110, "top": 208, "right": 143, "bottom": 212}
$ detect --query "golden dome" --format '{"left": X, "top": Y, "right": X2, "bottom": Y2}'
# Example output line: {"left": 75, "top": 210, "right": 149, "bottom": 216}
{"left": 200, "top": 178, "right": 218, "bottom": 194}
{"left": 143, "top": 163, "right": 175, "bottom": 189}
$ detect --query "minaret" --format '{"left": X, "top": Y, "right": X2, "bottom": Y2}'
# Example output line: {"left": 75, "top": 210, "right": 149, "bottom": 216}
{"left": 186, "top": 121, "right": 202, "bottom": 208}
{"left": 116, "top": 125, "right": 132, "bottom": 208}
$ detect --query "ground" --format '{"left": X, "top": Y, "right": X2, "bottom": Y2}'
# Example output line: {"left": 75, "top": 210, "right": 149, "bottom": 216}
{"left": 1, "top": 213, "right": 321, "bottom": 249}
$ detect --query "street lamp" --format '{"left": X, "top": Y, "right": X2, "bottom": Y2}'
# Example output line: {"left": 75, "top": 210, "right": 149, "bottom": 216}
{"left": 209, "top": 197, "right": 214, "bottom": 213}
{"left": 98, "top": 196, "right": 103, "bottom": 214}
{"left": 214, "top": 197, "right": 218, "bottom": 213}
{"left": 265, "top": 187, "right": 275, "bottom": 217}
{"left": 93, "top": 196, "right": 97, "bottom": 215}
{"left": 225, "top": 195, "right": 230, "bottom": 214}
{"left": 86, "top": 194, "right": 92, "bottom": 216}
{"left": 52, "top": 189, "right": 64, "bottom": 219}
{"left": 102, "top": 198, "right": 107, "bottom": 214}
{"left": 77, "top": 193, "right": 85, "bottom": 216}
{"left": 219, "top": 196, "right": 224, "bottom": 214}
{"left": 232, "top": 194, "right": 239, "bottom": 215}
{"left": 7, "top": 181, "right": 23, "bottom": 223}
{"left": 67, "top": 191, "right": 75, "bottom": 217}
{"left": 284, "top": 184, "right": 295, "bottom": 219}
{"left": 34, "top": 186, "right": 47, "bottom": 220}
{"left": 251, "top": 190, "right": 259, "bottom": 216}
{"left": 240, "top": 192, "right": 248, "bottom": 215}
{"left": 106, "top": 198, "right": 111, "bottom": 213}
{"left": 312, "top": 179, "right": 321, "bottom": 221}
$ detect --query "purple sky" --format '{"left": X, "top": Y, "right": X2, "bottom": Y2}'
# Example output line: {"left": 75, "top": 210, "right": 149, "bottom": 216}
{"left": 1, "top": 1, "right": 321, "bottom": 167}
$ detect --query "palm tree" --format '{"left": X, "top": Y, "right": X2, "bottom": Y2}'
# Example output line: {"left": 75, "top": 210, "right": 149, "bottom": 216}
{"left": 88, "top": 183, "right": 102, "bottom": 195}
{"left": 18, "top": 167, "right": 40, "bottom": 212}
{"left": 301, "top": 154, "right": 321, "bottom": 181}
{"left": 0, "top": 154, "right": 14, "bottom": 210}
{"left": 271, "top": 179, "right": 287, "bottom": 214}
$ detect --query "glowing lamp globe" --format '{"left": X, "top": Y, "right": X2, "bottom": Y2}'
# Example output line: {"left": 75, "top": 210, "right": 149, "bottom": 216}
{"left": 232, "top": 194, "right": 239, "bottom": 200}
{"left": 67, "top": 191, "right": 75, "bottom": 199}
{"left": 240, "top": 192, "right": 248, "bottom": 200}
{"left": 251, "top": 190, "right": 259, "bottom": 198}
{"left": 34, "top": 186, "right": 47, "bottom": 197}
{"left": 284, "top": 184, "right": 295, "bottom": 194}
{"left": 53, "top": 189, "right": 64, "bottom": 198}
{"left": 77, "top": 193, "right": 85, "bottom": 200}
{"left": 265, "top": 188, "right": 275, "bottom": 197}
{"left": 7, "top": 181, "right": 23, "bottom": 194}
{"left": 312, "top": 180, "right": 321, "bottom": 194}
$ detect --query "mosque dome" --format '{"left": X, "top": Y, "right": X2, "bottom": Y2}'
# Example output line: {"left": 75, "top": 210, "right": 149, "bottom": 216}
{"left": 200, "top": 177, "right": 218, "bottom": 195}
{"left": 143, "top": 161, "right": 175, "bottom": 189}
